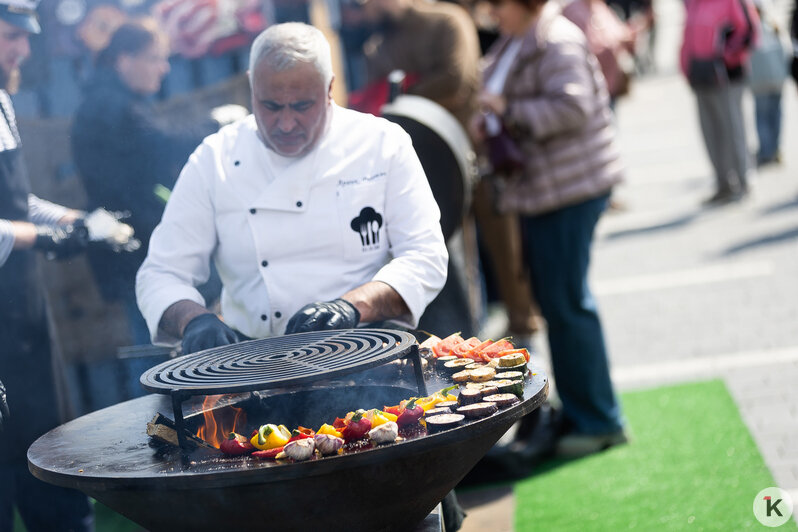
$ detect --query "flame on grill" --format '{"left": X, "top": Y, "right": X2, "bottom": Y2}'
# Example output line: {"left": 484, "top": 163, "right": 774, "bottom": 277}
{"left": 196, "top": 395, "right": 247, "bottom": 449}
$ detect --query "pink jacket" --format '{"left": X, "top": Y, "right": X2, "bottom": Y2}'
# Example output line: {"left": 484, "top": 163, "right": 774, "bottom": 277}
{"left": 483, "top": 3, "right": 624, "bottom": 216}
{"left": 680, "top": 0, "right": 759, "bottom": 76}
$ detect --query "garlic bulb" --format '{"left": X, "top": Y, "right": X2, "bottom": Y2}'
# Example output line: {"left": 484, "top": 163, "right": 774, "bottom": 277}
{"left": 368, "top": 421, "right": 399, "bottom": 445}
{"left": 283, "top": 438, "right": 315, "bottom": 461}
{"left": 313, "top": 433, "right": 344, "bottom": 456}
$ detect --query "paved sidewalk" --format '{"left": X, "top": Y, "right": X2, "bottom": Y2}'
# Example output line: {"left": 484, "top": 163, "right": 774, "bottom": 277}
{"left": 460, "top": 0, "right": 798, "bottom": 526}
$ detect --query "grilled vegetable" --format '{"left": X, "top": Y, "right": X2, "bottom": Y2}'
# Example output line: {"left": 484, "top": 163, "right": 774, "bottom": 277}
{"left": 482, "top": 393, "right": 521, "bottom": 408}
{"left": 442, "top": 359, "right": 472, "bottom": 373}
{"left": 341, "top": 410, "right": 372, "bottom": 441}
{"left": 317, "top": 423, "right": 343, "bottom": 438}
{"left": 396, "top": 398, "right": 425, "bottom": 426}
{"left": 457, "top": 402, "right": 499, "bottom": 419}
{"left": 219, "top": 432, "right": 255, "bottom": 456}
{"left": 251, "top": 446, "right": 284, "bottom": 459}
{"left": 314, "top": 433, "right": 344, "bottom": 456}
{"left": 495, "top": 371, "right": 524, "bottom": 381}
{"left": 431, "top": 332, "right": 465, "bottom": 358}
{"left": 251, "top": 423, "right": 291, "bottom": 450}
{"left": 283, "top": 437, "right": 316, "bottom": 461}
{"left": 458, "top": 388, "right": 483, "bottom": 405}
{"left": 425, "top": 407, "right": 455, "bottom": 417}
{"left": 425, "top": 413, "right": 465, "bottom": 433}
{"left": 469, "top": 366, "right": 496, "bottom": 382}
{"left": 436, "top": 400, "right": 459, "bottom": 411}
{"left": 368, "top": 421, "right": 399, "bottom": 445}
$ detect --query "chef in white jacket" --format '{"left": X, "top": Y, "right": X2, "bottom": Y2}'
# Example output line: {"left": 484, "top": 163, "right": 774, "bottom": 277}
{"left": 136, "top": 22, "right": 448, "bottom": 353}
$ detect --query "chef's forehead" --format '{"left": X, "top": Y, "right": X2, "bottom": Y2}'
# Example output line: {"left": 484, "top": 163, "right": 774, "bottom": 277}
{"left": 248, "top": 22, "right": 333, "bottom": 90}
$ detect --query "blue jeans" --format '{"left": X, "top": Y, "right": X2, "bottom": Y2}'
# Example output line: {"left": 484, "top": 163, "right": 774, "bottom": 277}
{"left": 521, "top": 194, "right": 624, "bottom": 435}
{"left": 753, "top": 91, "right": 782, "bottom": 164}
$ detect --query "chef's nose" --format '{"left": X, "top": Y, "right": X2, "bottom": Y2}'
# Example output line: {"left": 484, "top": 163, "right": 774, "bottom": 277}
{"left": 276, "top": 109, "right": 298, "bottom": 132}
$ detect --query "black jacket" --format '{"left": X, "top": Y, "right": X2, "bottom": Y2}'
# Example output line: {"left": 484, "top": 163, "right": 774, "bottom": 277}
{"left": 71, "top": 67, "right": 217, "bottom": 301}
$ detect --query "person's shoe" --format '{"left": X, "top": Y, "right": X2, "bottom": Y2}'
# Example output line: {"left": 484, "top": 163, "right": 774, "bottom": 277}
{"left": 555, "top": 429, "right": 629, "bottom": 458}
{"left": 702, "top": 189, "right": 736, "bottom": 206}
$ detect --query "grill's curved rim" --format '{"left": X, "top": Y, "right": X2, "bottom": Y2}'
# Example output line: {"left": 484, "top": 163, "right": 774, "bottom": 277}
{"left": 140, "top": 329, "right": 416, "bottom": 396}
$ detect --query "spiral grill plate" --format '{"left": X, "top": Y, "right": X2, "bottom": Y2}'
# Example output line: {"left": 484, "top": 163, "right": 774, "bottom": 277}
{"left": 140, "top": 329, "right": 417, "bottom": 396}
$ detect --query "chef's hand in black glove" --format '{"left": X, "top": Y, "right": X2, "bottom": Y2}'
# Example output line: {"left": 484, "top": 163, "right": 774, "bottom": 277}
{"left": 285, "top": 299, "right": 361, "bottom": 334}
{"left": 33, "top": 220, "right": 89, "bottom": 260}
{"left": 181, "top": 313, "right": 239, "bottom": 355}
{"left": 0, "top": 378, "right": 9, "bottom": 432}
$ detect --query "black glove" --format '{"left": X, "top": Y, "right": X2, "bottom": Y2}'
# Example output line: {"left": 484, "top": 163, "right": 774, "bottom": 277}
{"left": 0, "top": 378, "right": 8, "bottom": 432}
{"left": 181, "top": 313, "right": 239, "bottom": 355}
{"left": 285, "top": 299, "right": 361, "bottom": 334}
{"left": 33, "top": 220, "right": 89, "bottom": 260}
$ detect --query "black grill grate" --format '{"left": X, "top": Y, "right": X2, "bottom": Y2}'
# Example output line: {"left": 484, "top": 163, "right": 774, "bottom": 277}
{"left": 141, "top": 329, "right": 417, "bottom": 396}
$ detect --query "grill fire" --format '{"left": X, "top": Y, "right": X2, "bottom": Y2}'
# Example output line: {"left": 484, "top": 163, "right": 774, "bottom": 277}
{"left": 196, "top": 395, "right": 247, "bottom": 448}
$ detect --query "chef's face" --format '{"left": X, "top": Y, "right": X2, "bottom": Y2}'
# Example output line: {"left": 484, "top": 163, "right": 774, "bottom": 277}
{"left": 0, "top": 18, "right": 30, "bottom": 89}
{"left": 117, "top": 40, "right": 170, "bottom": 96}
{"left": 250, "top": 61, "right": 332, "bottom": 158}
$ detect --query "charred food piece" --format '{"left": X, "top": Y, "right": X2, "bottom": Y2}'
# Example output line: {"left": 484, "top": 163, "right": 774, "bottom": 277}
{"left": 425, "top": 413, "right": 465, "bottom": 434}
{"left": 458, "top": 388, "right": 483, "bottom": 405}
{"left": 482, "top": 393, "right": 521, "bottom": 408}
{"left": 456, "top": 402, "right": 499, "bottom": 419}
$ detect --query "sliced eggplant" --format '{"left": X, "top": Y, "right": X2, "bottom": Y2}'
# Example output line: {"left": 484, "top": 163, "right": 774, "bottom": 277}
{"left": 477, "top": 385, "right": 499, "bottom": 398}
{"left": 435, "top": 355, "right": 458, "bottom": 366}
{"left": 425, "top": 406, "right": 455, "bottom": 417}
{"left": 456, "top": 402, "right": 499, "bottom": 419}
{"left": 482, "top": 393, "right": 521, "bottom": 408}
{"left": 436, "top": 401, "right": 459, "bottom": 411}
{"left": 458, "top": 388, "right": 483, "bottom": 405}
{"left": 425, "top": 413, "right": 465, "bottom": 434}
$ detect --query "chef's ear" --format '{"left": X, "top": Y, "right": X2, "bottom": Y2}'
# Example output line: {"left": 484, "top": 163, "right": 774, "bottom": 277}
{"left": 328, "top": 75, "right": 335, "bottom": 101}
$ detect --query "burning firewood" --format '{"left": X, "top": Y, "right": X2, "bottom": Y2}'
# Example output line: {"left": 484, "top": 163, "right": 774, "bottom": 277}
{"left": 146, "top": 413, "right": 215, "bottom": 449}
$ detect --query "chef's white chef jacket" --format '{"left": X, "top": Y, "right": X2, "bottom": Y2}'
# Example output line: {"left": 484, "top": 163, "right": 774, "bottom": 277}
{"left": 136, "top": 103, "right": 448, "bottom": 345}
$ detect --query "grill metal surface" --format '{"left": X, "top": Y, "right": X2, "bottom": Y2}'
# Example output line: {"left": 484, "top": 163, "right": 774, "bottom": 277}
{"left": 141, "top": 329, "right": 417, "bottom": 396}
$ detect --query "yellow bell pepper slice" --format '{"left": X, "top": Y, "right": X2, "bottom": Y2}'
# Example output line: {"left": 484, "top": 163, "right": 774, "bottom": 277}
{"left": 250, "top": 423, "right": 291, "bottom": 450}
{"left": 317, "top": 423, "right": 343, "bottom": 438}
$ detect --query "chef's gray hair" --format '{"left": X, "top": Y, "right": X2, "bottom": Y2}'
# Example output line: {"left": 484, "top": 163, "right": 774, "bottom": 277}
{"left": 248, "top": 22, "right": 333, "bottom": 89}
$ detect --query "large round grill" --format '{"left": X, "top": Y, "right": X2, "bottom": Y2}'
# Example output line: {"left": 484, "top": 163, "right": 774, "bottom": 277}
{"left": 141, "top": 329, "right": 417, "bottom": 396}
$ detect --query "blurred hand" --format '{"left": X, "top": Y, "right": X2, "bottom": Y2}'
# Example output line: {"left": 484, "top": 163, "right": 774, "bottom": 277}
{"left": 0, "top": 378, "right": 8, "bottom": 432}
{"left": 181, "top": 313, "right": 238, "bottom": 355}
{"left": 33, "top": 220, "right": 89, "bottom": 260}
{"left": 285, "top": 299, "right": 361, "bottom": 334}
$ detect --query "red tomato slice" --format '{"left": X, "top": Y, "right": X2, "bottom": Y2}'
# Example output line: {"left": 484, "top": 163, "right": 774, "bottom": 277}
{"left": 451, "top": 337, "right": 483, "bottom": 358}
{"left": 418, "top": 334, "right": 442, "bottom": 350}
{"left": 461, "top": 339, "right": 494, "bottom": 361}
{"left": 432, "top": 332, "right": 464, "bottom": 358}
{"left": 478, "top": 339, "right": 516, "bottom": 362}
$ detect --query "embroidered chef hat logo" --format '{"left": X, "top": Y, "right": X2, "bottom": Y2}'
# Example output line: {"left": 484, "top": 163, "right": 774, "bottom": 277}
{"left": 350, "top": 207, "right": 383, "bottom": 250}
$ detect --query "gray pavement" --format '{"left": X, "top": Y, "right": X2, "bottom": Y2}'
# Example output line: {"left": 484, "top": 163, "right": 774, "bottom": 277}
{"left": 461, "top": 0, "right": 798, "bottom": 527}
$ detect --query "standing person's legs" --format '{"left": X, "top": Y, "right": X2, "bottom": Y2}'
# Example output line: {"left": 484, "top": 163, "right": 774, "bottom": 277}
{"left": 521, "top": 194, "right": 624, "bottom": 440}
{"left": 696, "top": 88, "right": 735, "bottom": 198}
{"left": 722, "top": 82, "right": 750, "bottom": 193}
{"left": 754, "top": 91, "right": 782, "bottom": 164}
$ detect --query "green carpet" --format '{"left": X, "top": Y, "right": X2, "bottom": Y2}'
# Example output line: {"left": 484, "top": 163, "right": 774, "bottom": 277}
{"left": 514, "top": 379, "right": 795, "bottom": 531}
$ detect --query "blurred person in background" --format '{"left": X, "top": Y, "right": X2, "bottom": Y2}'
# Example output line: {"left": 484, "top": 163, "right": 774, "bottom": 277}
{"left": 680, "top": 0, "right": 759, "bottom": 205}
{"left": 0, "top": 1, "right": 94, "bottom": 528}
{"left": 71, "top": 18, "right": 236, "bottom": 348}
{"left": 748, "top": 0, "right": 789, "bottom": 167}
{"left": 562, "top": 0, "right": 638, "bottom": 109}
{"left": 352, "top": 0, "right": 543, "bottom": 343}
{"left": 470, "top": 0, "right": 627, "bottom": 457}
